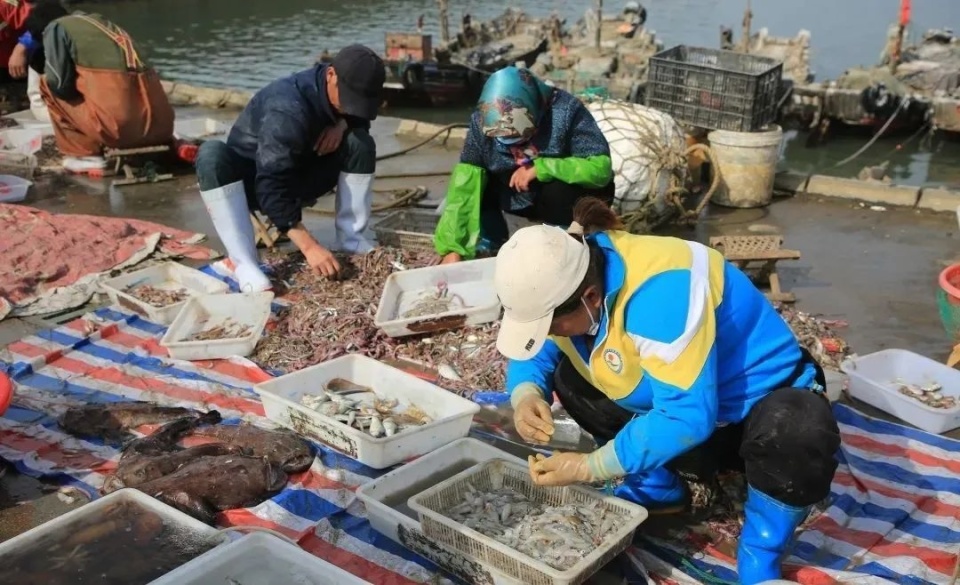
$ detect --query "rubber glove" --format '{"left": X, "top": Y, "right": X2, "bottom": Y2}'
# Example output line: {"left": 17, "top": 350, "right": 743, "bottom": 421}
{"left": 528, "top": 452, "right": 592, "bottom": 486}
{"left": 512, "top": 384, "right": 554, "bottom": 444}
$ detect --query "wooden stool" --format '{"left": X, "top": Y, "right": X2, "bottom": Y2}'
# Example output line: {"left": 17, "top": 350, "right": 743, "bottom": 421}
{"left": 104, "top": 145, "right": 174, "bottom": 186}
{"left": 250, "top": 212, "right": 280, "bottom": 248}
{"left": 709, "top": 235, "right": 801, "bottom": 303}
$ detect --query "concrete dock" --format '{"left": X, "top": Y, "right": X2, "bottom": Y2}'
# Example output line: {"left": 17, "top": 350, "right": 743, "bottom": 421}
{"left": 1, "top": 111, "right": 958, "bottom": 544}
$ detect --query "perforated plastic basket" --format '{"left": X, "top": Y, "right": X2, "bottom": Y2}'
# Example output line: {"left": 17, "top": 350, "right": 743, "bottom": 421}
{"left": 372, "top": 209, "right": 438, "bottom": 254}
{"left": 407, "top": 458, "right": 648, "bottom": 585}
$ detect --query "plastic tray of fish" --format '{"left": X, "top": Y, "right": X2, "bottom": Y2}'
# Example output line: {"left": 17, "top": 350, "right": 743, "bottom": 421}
{"left": 0, "top": 488, "right": 223, "bottom": 584}
{"left": 356, "top": 438, "right": 526, "bottom": 585}
{"left": 841, "top": 349, "right": 960, "bottom": 434}
{"left": 160, "top": 292, "right": 274, "bottom": 361}
{"left": 101, "top": 262, "right": 230, "bottom": 325}
{"left": 373, "top": 257, "right": 501, "bottom": 338}
{"left": 150, "top": 532, "right": 370, "bottom": 584}
{"left": 408, "top": 458, "right": 649, "bottom": 585}
{"left": 253, "top": 354, "right": 481, "bottom": 469}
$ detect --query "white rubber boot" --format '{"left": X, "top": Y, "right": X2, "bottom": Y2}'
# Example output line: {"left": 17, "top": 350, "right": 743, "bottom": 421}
{"left": 334, "top": 172, "right": 375, "bottom": 254}
{"left": 27, "top": 68, "right": 50, "bottom": 122}
{"left": 200, "top": 181, "right": 271, "bottom": 292}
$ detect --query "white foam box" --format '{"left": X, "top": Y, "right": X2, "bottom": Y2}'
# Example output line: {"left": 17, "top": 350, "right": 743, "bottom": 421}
{"left": 160, "top": 292, "right": 274, "bottom": 361}
{"left": 253, "top": 353, "right": 480, "bottom": 469}
{"left": 0, "top": 489, "right": 221, "bottom": 582}
{"left": 374, "top": 257, "right": 501, "bottom": 338}
{"left": 101, "top": 262, "right": 230, "bottom": 325}
{"left": 150, "top": 532, "right": 370, "bottom": 584}
{"left": 356, "top": 438, "right": 525, "bottom": 585}
{"left": 841, "top": 349, "right": 960, "bottom": 434}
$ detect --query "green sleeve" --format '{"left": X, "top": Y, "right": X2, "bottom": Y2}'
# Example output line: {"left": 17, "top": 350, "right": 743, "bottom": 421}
{"left": 533, "top": 155, "right": 613, "bottom": 189}
{"left": 433, "top": 163, "right": 486, "bottom": 258}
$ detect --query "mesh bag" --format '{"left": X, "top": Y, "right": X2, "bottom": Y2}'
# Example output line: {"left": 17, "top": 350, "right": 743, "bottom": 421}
{"left": 585, "top": 99, "right": 688, "bottom": 230}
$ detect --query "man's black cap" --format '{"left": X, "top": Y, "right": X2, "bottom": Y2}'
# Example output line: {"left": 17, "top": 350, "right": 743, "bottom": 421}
{"left": 331, "top": 45, "right": 386, "bottom": 121}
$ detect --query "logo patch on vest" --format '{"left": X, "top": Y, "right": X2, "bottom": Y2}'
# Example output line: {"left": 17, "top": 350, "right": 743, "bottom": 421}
{"left": 603, "top": 349, "right": 623, "bottom": 374}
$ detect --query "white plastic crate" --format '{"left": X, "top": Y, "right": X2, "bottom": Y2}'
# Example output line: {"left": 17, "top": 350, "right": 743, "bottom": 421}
{"left": 150, "top": 532, "right": 370, "bottom": 584}
{"left": 0, "top": 128, "right": 42, "bottom": 154}
{"left": 357, "top": 438, "right": 525, "bottom": 585}
{"left": 101, "top": 262, "right": 230, "bottom": 325}
{"left": 0, "top": 488, "right": 221, "bottom": 583}
{"left": 408, "top": 458, "right": 649, "bottom": 585}
{"left": 374, "top": 257, "right": 501, "bottom": 338}
{"left": 841, "top": 349, "right": 960, "bottom": 434}
{"left": 0, "top": 174, "right": 32, "bottom": 202}
{"left": 160, "top": 292, "right": 274, "bottom": 361}
{"left": 253, "top": 354, "right": 480, "bottom": 469}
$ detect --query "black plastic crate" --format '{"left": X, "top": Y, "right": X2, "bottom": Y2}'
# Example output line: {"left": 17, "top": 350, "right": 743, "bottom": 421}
{"left": 645, "top": 45, "right": 783, "bottom": 132}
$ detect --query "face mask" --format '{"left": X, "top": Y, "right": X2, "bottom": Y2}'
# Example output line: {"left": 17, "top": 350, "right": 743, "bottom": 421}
{"left": 582, "top": 297, "right": 600, "bottom": 336}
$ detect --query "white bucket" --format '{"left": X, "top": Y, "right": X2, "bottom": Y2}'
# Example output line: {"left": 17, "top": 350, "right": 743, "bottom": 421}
{"left": 708, "top": 124, "right": 784, "bottom": 208}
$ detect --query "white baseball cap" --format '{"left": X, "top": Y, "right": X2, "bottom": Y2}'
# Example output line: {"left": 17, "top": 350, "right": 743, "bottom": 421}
{"left": 494, "top": 224, "right": 590, "bottom": 360}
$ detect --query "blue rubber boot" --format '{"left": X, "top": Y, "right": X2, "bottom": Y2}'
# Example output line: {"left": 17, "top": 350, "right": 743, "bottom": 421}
{"left": 607, "top": 467, "right": 688, "bottom": 513}
{"left": 737, "top": 485, "right": 810, "bottom": 585}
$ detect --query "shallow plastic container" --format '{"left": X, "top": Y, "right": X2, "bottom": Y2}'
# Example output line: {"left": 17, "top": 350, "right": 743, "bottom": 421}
{"left": 841, "top": 349, "right": 960, "bottom": 434}
{"left": 0, "top": 174, "right": 32, "bottom": 202}
{"left": 0, "top": 128, "right": 42, "bottom": 154}
{"left": 0, "top": 488, "right": 222, "bottom": 583}
{"left": 408, "top": 458, "right": 649, "bottom": 585}
{"left": 357, "top": 438, "right": 525, "bottom": 585}
{"left": 374, "top": 257, "right": 501, "bottom": 337}
{"left": 150, "top": 532, "right": 370, "bottom": 584}
{"left": 173, "top": 117, "right": 233, "bottom": 141}
{"left": 101, "top": 262, "right": 230, "bottom": 325}
{"left": 253, "top": 353, "right": 481, "bottom": 469}
{"left": 160, "top": 292, "right": 274, "bottom": 361}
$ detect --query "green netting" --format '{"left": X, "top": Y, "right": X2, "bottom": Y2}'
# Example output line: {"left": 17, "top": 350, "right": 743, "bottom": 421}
{"left": 937, "top": 288, "right": 960, "bottom": 340}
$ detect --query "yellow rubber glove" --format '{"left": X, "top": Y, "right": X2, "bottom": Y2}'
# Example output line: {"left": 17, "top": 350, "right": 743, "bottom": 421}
{"left": 512, "top": 384, "right": 555, "bottom": 444}
{"left": 528, "top": 452, "right": 593, "bottom": 486}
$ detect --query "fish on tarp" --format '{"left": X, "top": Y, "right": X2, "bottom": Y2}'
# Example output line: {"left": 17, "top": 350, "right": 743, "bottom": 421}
{"left": 59, "top": 402, "right": 205, "bottom": 443}
{"left": 120, "top": 410, "right": 222, "bottom": 457}
{"left": 185, "top": 423, "right": 313, "bottom": 473}
{"left": 103, "top": 443, "right": 243, "bottom": 493}
{"left": 134, "top": 455, "right": 288, "bottom": 524}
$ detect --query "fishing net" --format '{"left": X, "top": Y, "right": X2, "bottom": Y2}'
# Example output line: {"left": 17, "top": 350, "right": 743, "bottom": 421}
{"left": 585, "top": 99, "right": 689, "bottom": 232}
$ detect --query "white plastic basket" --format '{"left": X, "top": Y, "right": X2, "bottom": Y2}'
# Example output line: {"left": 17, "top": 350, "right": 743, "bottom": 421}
{"left": 160, "top": 292, "right": 273, "bottom": 361}
{"left": 173, "top": 117, "right": 233, "bottom": 141}
{"left": 0, "top": 488, "right": 221, "bottom": 583}
{"left": 253, "top": 354, "right": 481, "bottom": 469}
{"left": 841, "top": 349, "right": 960, "bottom": 434}
{"left": 374, "top": 257, "right": 501, "bottom": 338}
{"left": 150, "top": 532, "right": 370, "bottom": 584}
{"left": 408, "top": 458, "right": 649, "bottom": 585}
{"left": 101, "top": 262, "right": 230, "bottom": 325}
{"left": 357, "top": 438, "right": 525, "bottom": 585}
{"left": 0, "top": 128, "right": 42, "bottom": 155}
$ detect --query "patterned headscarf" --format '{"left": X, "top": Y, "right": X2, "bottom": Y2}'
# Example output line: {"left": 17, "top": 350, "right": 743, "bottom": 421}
{"left": 477, "top": 66, "right": 554, "bottom": 143}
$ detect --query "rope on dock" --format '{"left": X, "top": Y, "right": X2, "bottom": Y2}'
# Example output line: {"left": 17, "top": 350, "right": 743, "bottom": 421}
{"left": 832, "top": 98, "right": 909, "bottom": 168}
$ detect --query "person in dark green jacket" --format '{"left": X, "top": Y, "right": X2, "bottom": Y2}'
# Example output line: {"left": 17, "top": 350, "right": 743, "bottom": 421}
{"left": 434, "top": 67, "right": 614, "bottom": 264}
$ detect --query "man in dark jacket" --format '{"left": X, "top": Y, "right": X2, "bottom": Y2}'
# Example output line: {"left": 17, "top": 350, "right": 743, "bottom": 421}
{"left": 195, "top": 44, "right": 385, "bottom": 289}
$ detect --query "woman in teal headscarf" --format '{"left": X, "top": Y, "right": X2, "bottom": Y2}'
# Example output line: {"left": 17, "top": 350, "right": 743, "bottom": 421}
{"left": 433, "top": 66, "right": 614, "bottom": 264}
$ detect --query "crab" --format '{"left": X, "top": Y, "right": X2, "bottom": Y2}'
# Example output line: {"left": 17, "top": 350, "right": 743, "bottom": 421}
{"left": 50, "top": 544, "right": 91, "bottom": 570}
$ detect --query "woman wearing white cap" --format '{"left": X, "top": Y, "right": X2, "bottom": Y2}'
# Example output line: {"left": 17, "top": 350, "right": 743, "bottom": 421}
{"left": 495, "top": 198, "right": 840, "bottom": 585}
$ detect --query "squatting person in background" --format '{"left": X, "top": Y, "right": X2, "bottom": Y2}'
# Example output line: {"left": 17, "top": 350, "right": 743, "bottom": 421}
{"left": 20, "top": 1, "right": 175, "bottom": 174}
{"left": 194, "top": 45, "right": 385, "bottom": 291}
{"left": 494, "top": 197, "right": 841, "bottom": 584}
{"left": 433, "top": 66, "right": 615, "bottom": 264}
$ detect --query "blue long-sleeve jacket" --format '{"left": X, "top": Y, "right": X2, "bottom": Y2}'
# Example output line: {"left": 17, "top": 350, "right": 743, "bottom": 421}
{"left": 226, "top": 65, "right": 369, "bottom": 232}
{"left": 507, "top": 231, "right": 817, "bottom": 477}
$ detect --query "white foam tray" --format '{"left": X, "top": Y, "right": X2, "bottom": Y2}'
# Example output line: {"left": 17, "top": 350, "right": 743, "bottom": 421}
{"left": 160, "top": 292, "right": 273, "bottom": 361}
{"left": 253, "top": 354, "right": 480, "bottom": 469}
{"left": 0, "top": 488, "right": 221, "bottom": 581}
{"left": 841, "top": 349, "right": 960, "bottom": 434}
{"left": 374, "top": 257, "right": 501, "bottom": 338}
{"left": 356, "top": 438, "right": 525, "bottom": 585}
{"left": 150, "top": 532, "right": 370, "bottom": 585}
{"left": 101, "top": 262, "right": 230, "bottom": 325}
